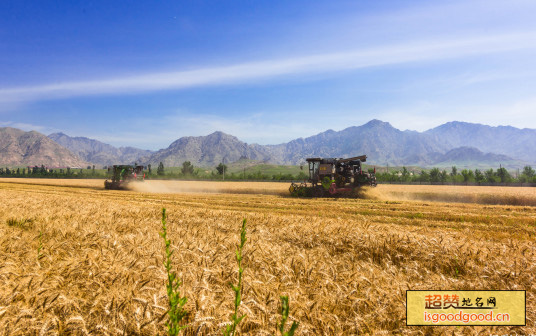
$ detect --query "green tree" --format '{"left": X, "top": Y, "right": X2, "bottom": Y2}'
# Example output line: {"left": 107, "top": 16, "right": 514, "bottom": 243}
{"left": 181, "top": 161, "right": 194, "bottom": 175}
{"left": 496, "top": 167, "right": 511, "bottom": 183}
{"left": 419, "top": 170, "right": 430, "bottom": 182}
{"left": 450, "top": 166, "right": 458, "bottom": 182}
{"left": 157, "top": 162, "right": 165, "bottom": 176}
{"left": 484, "top": 169, "right": 495, "bottom": 183}
{"left": 148, "top": 164, "right": 152, "bottom": 174}
{"left": 439, "top": 170, "right": 448, "bottom": 182}
{"left": 401, "top": 167, "right": 410, "bottom": 182}
{"left": 521, "top": 166, "right": 535, "bottom": 182}
{"left": 429, "top": 168, "right": 440, "bottom": 182}
{"left": 461, "top": 169, "right": 474, "bottom": 183}
{"left": 216, "top": 162, "right": 228, "bottom": 175}
{"left": 474, "top": 169, "right": 485, "bottom": 183}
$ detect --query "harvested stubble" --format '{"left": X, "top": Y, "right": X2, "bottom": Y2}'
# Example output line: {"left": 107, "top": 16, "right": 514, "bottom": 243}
{"left": 0, "top": 178, "right": 535, "bottom": 335}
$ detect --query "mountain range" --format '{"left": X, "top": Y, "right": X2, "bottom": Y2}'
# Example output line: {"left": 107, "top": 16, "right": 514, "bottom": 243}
{"left": 0, "top": 127, "right": 87, "bottom": 167}
{"left": 48, "top": 133, "right": 154, "bottom": 166}
{"left": 137, "top": 120, "right": 532, "bottom": 168}
{"left": 0, "top": 120, "right": 534, "bottom": 169}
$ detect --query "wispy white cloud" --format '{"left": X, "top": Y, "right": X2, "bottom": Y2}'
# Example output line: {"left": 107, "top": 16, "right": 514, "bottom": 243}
{"left": 456, "top": 69, "right": 536, "bottom": 86}
{"left": 1, "top": 31, "right": 535, "bottom": 103}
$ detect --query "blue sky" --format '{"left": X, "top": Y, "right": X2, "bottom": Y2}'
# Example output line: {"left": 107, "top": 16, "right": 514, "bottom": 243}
{"left": 1, "top": 0, "right": 536, "bottom": 149}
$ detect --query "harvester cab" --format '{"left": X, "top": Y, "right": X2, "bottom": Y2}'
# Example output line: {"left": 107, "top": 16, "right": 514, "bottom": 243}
{"left": 104, "top": 165, "right": 145, "bottom": 190}
{"left": 290, "top": 155, "right": 376, "bottom": 197}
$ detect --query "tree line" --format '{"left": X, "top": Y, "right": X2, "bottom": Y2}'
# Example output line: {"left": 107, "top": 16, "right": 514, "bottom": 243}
{"left": 2, "top": 162, "right": 535, "bottom": 184}
{"left": 374, "top": 165, "right": 536, "bottom": 184}
{"left": 149, "top": 161, "right": 308, "bottom": 181}
{"left": 0, "top": 165, "right": 104, "bottom": 178}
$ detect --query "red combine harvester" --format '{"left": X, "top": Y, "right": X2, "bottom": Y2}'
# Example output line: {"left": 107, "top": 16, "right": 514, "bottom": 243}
{"left": 289, "top": 155, "right": 376, "bottom": 197}
{"left": 104, "top": 165, "right": 145, "bottom": 190}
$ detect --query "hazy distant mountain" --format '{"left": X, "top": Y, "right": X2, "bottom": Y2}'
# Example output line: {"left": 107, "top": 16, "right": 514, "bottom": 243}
{"left": 48, "top": 133, "right": 153, "bottom": 166}
{"left": 0, "top": 127, "right": 87, "bottom": 167}
{"left": 440, "top": 146, "right": 512, "bottom": 162}
{"left": 266, "top": 120, "right": 448, "bottom": 165}
{"left": 268, "top": 120, "right": 532, "bottom": 167}
{"left": 143, "top": 120, "right": 534, "bottom": 169}
{"left": 144, "top": 120, "right": 451, "bottom": 167}
{"left": 5, "top": 119, "right": 535, "bottom": 169}
{"left": 429, "top": 146, "right": 520, "bottom": 168}
{"left": 145, "top": 131, "right": 273, "bottom": 167}
{"left": 425, "top": 121, "right": 536, "bottom": 162}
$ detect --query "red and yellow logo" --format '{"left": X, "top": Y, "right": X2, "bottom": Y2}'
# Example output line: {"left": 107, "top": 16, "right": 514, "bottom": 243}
{"left": 407, "top": 290, "right": 525, "bottom": 326}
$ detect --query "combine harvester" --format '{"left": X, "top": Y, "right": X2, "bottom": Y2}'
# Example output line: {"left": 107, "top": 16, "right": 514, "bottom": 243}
{"left": 104, "top": 165, "right": 145, "bottom": 190}
{"left": 289, "top": 155, "right": 376, "bottom": 197}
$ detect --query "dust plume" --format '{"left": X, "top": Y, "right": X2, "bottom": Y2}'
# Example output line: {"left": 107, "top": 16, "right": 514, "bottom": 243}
{"left": 376, "top": 184, "right": 536, "bottom": 206}
{"left": 353, "top": 186, "right": 383, "bottom": 200}
{"left": 127, "top": 181, "right": 536, "bottom": 206}
{"left": 127, "top": 180, "right": 288, "bottom": 196}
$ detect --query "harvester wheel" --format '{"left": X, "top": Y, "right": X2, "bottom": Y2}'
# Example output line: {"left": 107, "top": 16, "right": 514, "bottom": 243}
{"left": 328, "top": 183, "right": 337, "bottom": 195}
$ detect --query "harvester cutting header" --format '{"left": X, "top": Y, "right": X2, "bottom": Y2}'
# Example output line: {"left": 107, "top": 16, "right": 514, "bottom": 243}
{"left": 289, "top": 155, "right": 376, "bottom": 197}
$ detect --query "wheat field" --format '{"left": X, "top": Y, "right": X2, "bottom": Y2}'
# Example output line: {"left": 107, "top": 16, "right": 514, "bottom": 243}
{"left": 0, "top": 178, "right": 535, "bottom": 335}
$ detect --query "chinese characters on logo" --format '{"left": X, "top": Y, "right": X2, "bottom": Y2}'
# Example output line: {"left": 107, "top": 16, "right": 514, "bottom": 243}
{"left": 425, "top": 294, "right": 496, "bottom": 309}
